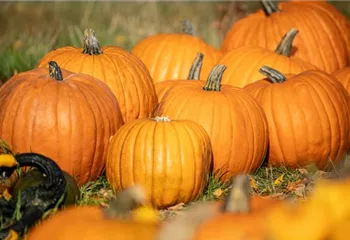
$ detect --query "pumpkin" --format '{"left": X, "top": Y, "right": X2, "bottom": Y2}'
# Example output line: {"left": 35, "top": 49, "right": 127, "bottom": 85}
{"left": 154, "top": 52, "right": 204, "bottom": 102}
{"left": 218, "top": 28, "right": 318, "bottom": 88}
{"left": 105, "top": 116, "right": 212, "bottom": 209}
{"left": 0, "top": 61, "right": 124, "bottom": 185}
{"left": 26, "top": 185, "right": 160, "bottom": 240}
{"left": 244, "top": 66, "right": 350, "bottom": 169}
{"left": 333, "top": 67, "right": 350, "bottom": 93}
{"left": 221, "top": 0, "right": 350, "bottom": 73}
{"left": 131, "top": 20, "right": 222, "bottom": 84}
{"left": 153, "top": 65, "right": 269, "bottom": 182}
{"left": 37, "top": 28, "right": 157, "bottom": 123}
{"left": 12, "top": 169, "right": 80, "bottom": 206}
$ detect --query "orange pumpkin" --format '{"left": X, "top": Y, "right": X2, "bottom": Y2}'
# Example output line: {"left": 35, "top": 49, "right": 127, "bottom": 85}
{"left": 154, "top": 52, "right": 204, "bottom": 102}
{"left": 153, "top": 65, "right": 269, "bottom": 182}
{"left": 106, "top": 116, "right": 213, "bottom": 209}
{"left": 244, "top": 66, "right": 350, "bottom": 169}
{"left": 0, "top": 61, "right": 124, "bottom": 185}
{"left": 221, "top": 0, "right": 350, "bottom": 73}
{"left": 131, "top": 21, "right": 222, "bottom": 84}
{"left": 333, "top": 67, "right": 350, "bottom": 93}
{"left": 218, "top": 28, "right": 318, "bottom": 88}
{"left": 37, "top": 28, "right": 157, "bottom": 124}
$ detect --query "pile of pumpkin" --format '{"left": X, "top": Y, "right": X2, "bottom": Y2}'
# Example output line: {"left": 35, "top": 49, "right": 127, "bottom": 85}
{"left": 1, "top": 0, "right": 350, "bottom": 238}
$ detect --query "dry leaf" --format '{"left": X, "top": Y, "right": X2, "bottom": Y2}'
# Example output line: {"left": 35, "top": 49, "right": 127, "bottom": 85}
{"left": 274, "top": 174, "right": 285, "bottom": 186}
{"left": 167, "top": 202, "right": 185, "bottom": 211}
{"left": 213, "top": 188, "right": 223, "bottom": 198}
{"left": 250, "top": 178, "right": 258, "bottom": 190}
{"left": 287, "top": 179, "right": 303, "bottom": 192}
{"left": 298, "top": 168, "right": 309, "bottom": 175}
{"left": 293, "top": 184, "right": 306, "bottom": 197}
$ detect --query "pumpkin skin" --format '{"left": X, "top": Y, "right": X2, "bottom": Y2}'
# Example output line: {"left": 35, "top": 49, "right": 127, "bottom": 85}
{"left": 106, "top": 117, "right": 212, "bottom": 209}
{"left": 333, "top": 67, "right": 350, "bottom": 92}
{"left": 153, "top": 65, "right": 269, "bottom": 182}
{"left": 26, "top": 205, "right": 160, "bottom": 240}
{"left": 244, "top": 67, "right": 350, "bottom": 169}
{"left": 37, "top": 29, "right": 157, "bottom": 124}
{"left": 218, "top": 29, "right": 318, "bottom": 88}
{"left": 131, "top": 22, "right": 222, "bottom": 84}
{"left": 0, "top": 62, "right": 124, "bottom": 185}
{"left": 221, "top": 0, "right": 350, "bottom": 73}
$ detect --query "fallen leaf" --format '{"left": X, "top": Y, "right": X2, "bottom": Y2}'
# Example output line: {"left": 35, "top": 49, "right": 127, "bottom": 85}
{"left": 286, "top": 179, "right": 303, "bottom": 192}
{"left": 213, "top": 188, "right": 223, "bottom": 198}
{"left": 274, "top": 174, "right": 284, "bottom": 186}
{"left": 298, "top": 168, "right": 309, "bottom": 175}
{"left": 167, "top": 202, "right": 185, "bottom": 211}
{"left": 293, "top": 184, "right": 306, "bottom": 197}
{"left": 250, "top": 178, "right": 258, "bottom": 190}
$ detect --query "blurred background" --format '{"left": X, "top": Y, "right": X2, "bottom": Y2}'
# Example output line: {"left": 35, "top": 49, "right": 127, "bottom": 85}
{"left": 1, "top": 1, "right": 350, "bottom": 82}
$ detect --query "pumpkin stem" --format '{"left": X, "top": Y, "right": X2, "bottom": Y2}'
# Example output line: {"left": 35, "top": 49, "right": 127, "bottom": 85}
{"left": 275, "top": 28, "right": 299, "bottom": 57}
{"left": 203, "top": 65, "right": 227, "bottom": 91}
{"left": 187, "top": 52, "right": 204, "bottom": 80}
{"left": 48, "top": 61, "right": 63, "bottom": 81}
{"left": 152, "top": 116, "right": 171, "bottom": 122}
{"left": 259, "top": 66, "right": 287, "bottom": 83}
{"left": 221, "top": 175, "right": 251, "bottom": 213}
{"left": 261, "top": 0, "right": 279, "bottom": 16}
{"left": 82, "top": 28, "right": 103, "bottom": 55}
{"left": 182, "top": 19, "right": 195, "bottom": 35}
{"left": 103, "top": 185, "right": 146, "bottom": 219}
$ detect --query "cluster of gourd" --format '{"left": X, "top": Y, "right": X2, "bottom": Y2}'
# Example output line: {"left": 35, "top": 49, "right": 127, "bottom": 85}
{"left": 1, "top": 0, "right": 350, "bottom": 216}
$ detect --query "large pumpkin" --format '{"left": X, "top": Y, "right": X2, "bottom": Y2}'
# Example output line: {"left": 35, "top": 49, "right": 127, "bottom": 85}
{"left": 244, "top": 66, "right": 350, "bottom": 169}
{"left": 221, "top": 0, "right": 350, "bottom": 73}
{"left": 37, "top": 28, "right": 157, "bottom": 123}
{"left": 218, "top": 28, "right": 318, "bottom": 88}
{"left": 106, "top": 116, "right": 212, "bottom": 209}
{"left": 131, "top": 21, "right": 222, "bottom": 84}
{"left": 0, "top": 61, "right": 124, "bottom": 185}
{"left": 153, "top": 65, "right": 269, "bottom": 182}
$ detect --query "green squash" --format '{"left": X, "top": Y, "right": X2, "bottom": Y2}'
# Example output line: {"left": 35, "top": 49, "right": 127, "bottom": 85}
{"left": 12, "top": 169, "right": 80, "bottom": 206}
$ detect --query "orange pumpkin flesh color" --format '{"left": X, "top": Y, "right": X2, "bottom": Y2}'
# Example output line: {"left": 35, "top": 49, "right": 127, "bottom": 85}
{"left": 154, "top": 52, "right": 204, "bottom": 102}
{"left": 106, "top": 116, "right": 213, "bottom": 209}
{"left": 244, "top": 66, "right": 350, "bottom": 169}
{"left": 221, "top": 0, "right": 350, "bottom": 73}
{"left": 131, "top": 20, "right": 222, "bottom": 84}
{"left": 218, "top": 28, "right": 318, "bottom": 88}
{"left": 37, "top": 28, "right": 157, "bottom": 124}
{"left": 0, "top": 61, "right": 124, "bottom": 185}
{"left": 154, "top": 65, "right": 269, "bottom": 182}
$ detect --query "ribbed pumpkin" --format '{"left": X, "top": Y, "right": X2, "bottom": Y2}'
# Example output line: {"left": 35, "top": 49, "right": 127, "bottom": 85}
{"left": 221, "top": 0, "right": 350, "bottom": 73}
{"left": 131, "top": 21, "right": 222, "bottom": 84}
{"left": 37, "top": 28, "right": 157, "bottom": 124}
{"left": 154, "top": 52, "right": 204, "bottom": 102}
{"left": 106, "top": 116, "right": 212, "bottom": 209}
{"left": 153, "top": 65, "right": 269, "bottom": 182}
{"left": 333, "top": 67, "right": 350, "bottom": 93}
{"left": 218, "top": 28, "right": 318, "bottom": 88}
{"left": 0, "top": 61, "right": 124, "bottom": 185}
{"left": 244, "top": 66, "right": 350, "bottom": 169}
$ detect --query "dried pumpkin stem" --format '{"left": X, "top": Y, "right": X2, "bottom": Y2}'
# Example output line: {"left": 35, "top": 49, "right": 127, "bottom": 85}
{"left": 187, "top": 52, "right": 204, "bottom": 80}
{"left": 152, "top": 116, "right": 171, "bottom": 122}
{"left": 275, "top": 28, "right": 299, "bottom": 57}
{"left": 48, "top": 61, "right": 63, "bottom": 81}
{"left": 221, "top": 175, "right": 251, "bottom": 213}
{"left": 182, "top": 19, "right": 195, "bottom": 35}
{"left": 259, "top": 66, "right": 287, "bottom": 83}
{"left": 261, "top": 0, "right": 279, "bottom": 16}
{"left": 203, "top": 65, "right": 227, "bottom": 91}
{"left": 82, "top": 28, "right": 103, "bottom": 55}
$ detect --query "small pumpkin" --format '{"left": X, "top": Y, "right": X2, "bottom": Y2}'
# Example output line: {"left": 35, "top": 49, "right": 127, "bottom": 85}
{"left": 12, "top": 169, "right": 80, "bottom": 206}
{"left": 106, "top": 116, "right": 212, "bottom": 209}
{"left": 0, "top": 61, "right": 124, "bottom": 185}
{"left": 244, "top": 66, "right": 350, "bottom": 169}
{"left": 221, "top": 0, "right": 350, "bottom": 73}
{"left": 37, "top": 28, "right": 157, "bottom": 123}
{"left": 218, "top": 28, "right": 318, "bottom": 88}
{"left": 131, "top": 20, "right": 222, "bottom": 84}
{"left": 153, "top": 65, "right": 269, "bottom": 182}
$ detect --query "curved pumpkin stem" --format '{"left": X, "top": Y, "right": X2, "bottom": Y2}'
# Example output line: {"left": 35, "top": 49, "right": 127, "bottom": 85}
{"left": 152, "top": 116, "right": 171, "bottom": 122}
{"left": 48, "top": 61, "right": 63, "bottom": 81}
{"left": 275, "top": 28, "right": 299, "bottom": 57}
{"left": 261, "top": 0, "right": 279, "bottom": 16}
{"left": 182, "top": 19, "right": 195, "bottom": 35}
{"left": 221, "top": 174, "right": 251, "bottom": 213}
{"left": 82, "top": 28, "right": 103, "bottom": 55}
{"left": 203, "top": 65, "right": 227, "bottom": 91}
{"left": 187, "top": 52, "right": 204, "bottom": 80}
{"left": 259, "top": 66, "right": 287, "bottom": 83}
